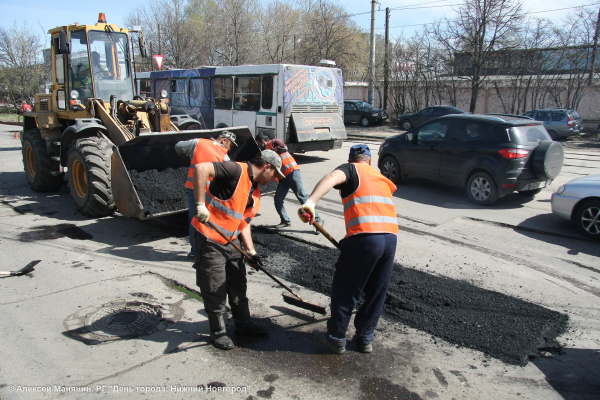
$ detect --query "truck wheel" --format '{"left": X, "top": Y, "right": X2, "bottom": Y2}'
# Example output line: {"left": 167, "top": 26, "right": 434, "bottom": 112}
{"left": 467, "top": 171, "right": 498, "bottom": 205}
{"left": 67, "top": 137, "right": 116, "bottom": 217}
{"left": 22, "top": 128, "right": 63, "bottom": 191}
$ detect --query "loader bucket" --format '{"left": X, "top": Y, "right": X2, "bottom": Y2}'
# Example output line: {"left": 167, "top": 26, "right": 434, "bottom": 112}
{"left": 111, "top": 126, "right": 260, "bottom": 219}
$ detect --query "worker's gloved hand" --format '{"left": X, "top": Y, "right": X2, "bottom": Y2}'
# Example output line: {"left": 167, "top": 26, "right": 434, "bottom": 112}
{"left": 298, "top": 199, "right": 316, "bottom": 224}
{"left": 195, "top": 202, "right": 210, "bottom": 222}
{"left": 247, "top": 249, "right": 262, "bottom": 269}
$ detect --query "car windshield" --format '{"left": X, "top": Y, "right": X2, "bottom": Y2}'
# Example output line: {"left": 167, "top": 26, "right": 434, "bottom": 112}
{"left": 355, "top": 101, "right": 373, "bottom": 111}
{"left": 508, "top": 125, "right": 551, "bottom": 145}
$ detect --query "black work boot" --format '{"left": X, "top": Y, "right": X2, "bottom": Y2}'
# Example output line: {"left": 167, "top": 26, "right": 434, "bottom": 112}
{"left": 231, "top": 303, "right": 269, "bottom": 335}
{"left": 208, "top": 314, "right": 234, "bottom": 350}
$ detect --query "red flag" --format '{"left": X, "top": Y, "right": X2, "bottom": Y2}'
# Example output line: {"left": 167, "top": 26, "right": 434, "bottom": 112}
{"left": 153, "top": 55, "right": 164, "bottom": 70}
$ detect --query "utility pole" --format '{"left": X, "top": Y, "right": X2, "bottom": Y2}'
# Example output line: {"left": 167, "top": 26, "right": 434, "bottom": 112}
{"left": 158, "top": 24, "right": 162, "bottom": 56}
{"left": 368, "top": 0, "right": 376, "bottom": 105}
{"left": 588, "top": 8, "right": 600, "bottom": 85}
{"left": 384, "top": 7, "right": 390, "bottom": 112}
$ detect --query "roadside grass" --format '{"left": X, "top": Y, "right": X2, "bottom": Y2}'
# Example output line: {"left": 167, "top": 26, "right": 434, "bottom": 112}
{"left": 0, "top": 113, "right": 21, "bottom": 122}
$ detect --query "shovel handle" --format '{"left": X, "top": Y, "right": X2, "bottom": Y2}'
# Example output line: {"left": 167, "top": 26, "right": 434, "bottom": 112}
{"left": 312, "top": 221, "right": 341, "bottom": 250}
{"left": 203, "top": 220, "right": 306, "bottom": 302}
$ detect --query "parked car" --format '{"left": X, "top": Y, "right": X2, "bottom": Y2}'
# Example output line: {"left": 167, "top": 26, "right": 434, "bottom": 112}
{"left": 343, "top": 100, "right": 389, "bottom": 127}
{"left": 378, "top": 114, "right": 564, "bottom": 205}
{"left": 397, "top": 105, "right": 466, "bottom": 130}
{"left": 521, "top": 109, "right": 583, "bottom": 140}
{"left": 551, "top": 174, "right": 600, "bottom": 240}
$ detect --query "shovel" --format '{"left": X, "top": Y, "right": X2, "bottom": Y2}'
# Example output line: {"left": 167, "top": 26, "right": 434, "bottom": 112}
{"left": 0, "top": 260, "right": 40, "bottom": 277}
{"left": 310, "top": 220, "right": 416, "bottom": 311}
{"left": 204, "top": 220, "right": 327, "bottom": 315}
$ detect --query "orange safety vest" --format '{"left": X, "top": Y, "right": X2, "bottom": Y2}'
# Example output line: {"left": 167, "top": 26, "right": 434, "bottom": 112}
{"left": 192, "top": 162, "right": 261, "bottom": 244}
{"left": 185, "top": 138, "right": 229, "bottom": 189}
{"left": 279, "top": 151, "right": 300, "bottom": 177}
{"left": 341, "top": 163, "right": 398, "bottom": 238}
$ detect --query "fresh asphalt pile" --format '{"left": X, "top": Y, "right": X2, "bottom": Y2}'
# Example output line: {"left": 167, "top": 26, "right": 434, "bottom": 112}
{"left": 129, "top": 168, "right": 281, "bottom": 215}
{"left": 129, "top": 167, "right": 189, "bottom": 215}
{"left": 252, "top": 228, "right": 568, "bottom": 366}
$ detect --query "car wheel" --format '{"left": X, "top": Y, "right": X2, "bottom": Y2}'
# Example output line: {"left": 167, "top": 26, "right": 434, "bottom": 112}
{"left": 547, "top": 130, "right": 558, "bottom": 141}
{"left": 380, "top": 156, "right": 402, "bottom": 184}
{"left": 401, "top": 120, "right": 412, "bottom": 130}
{"left": 467, "top": 172, "right": 499, "bottom": 205}
{"left": 532, "top": 140, "right": 564, "bottom": 180}
{"left": 361, "top": 116, "right": 370, "bottom": 127}
{"left": 575, "top": 199, "right": 600, "bottom": 240}
{"left": 517, "top": 188, "right": 543, "bottom": 196}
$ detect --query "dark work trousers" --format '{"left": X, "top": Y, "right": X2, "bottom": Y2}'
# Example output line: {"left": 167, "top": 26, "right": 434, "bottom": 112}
{"left": 187, "top": 189, "right": 195, "bottom": 255}
{"left": 327, "top": 233, "right": 397, "bottom": 345}
{"left": 193, "top": 229, "right": 249, "bottom": 320}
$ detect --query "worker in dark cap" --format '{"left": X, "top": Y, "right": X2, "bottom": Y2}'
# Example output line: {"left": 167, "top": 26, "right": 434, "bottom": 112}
{"left": 298, "top": 144, "right": 398, "bottom": 354}
{"left": 176, "top": 131, "right": 238, "bottom": 259}
{"left": 193, "top": 150, "right": 285, "bottom": 350}
{"left": 255, "top": 132, "right": 324, "bottom": 232}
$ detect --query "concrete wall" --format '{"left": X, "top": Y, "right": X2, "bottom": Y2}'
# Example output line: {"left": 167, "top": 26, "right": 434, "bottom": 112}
{"left": 344, "top": 82, "right": 600, "bottom": 131}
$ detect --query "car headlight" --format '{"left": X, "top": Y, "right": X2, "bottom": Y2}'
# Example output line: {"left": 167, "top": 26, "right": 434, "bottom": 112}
{"left": 161, "top": 90, "right": 168, "bottom": 98}
{"left": 556, "top": 185, "right": 565, "bottom": 194}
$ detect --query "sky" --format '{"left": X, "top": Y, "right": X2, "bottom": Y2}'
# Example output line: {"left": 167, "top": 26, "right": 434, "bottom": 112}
{"left": 0, "top": 0, "right": 598, "bottom": 47}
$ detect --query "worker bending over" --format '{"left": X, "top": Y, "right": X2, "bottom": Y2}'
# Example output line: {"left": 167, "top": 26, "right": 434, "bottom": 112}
{"left": 298, "top": 144, "right": 398, "bottom": 353}
{"left": 255, "top": 133, "right": 324, "bottom": 231}
{"left": 175, "top": 131, "right": 237, "bottom": 259}
{"left": 192, "top": 150, "right": 285, "bottom": 350}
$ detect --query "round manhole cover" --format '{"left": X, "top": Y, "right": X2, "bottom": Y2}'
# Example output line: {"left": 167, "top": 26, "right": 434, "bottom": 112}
{"left": 84, "top": 301, "right": 164, "bottom": 338}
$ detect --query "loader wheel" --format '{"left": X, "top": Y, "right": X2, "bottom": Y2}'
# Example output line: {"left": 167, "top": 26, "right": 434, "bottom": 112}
{"left": 67, "top": 137, "right": 116, "bottom": 217}
{"left": 22, "top": 128, "right": 64, "bottom": 191}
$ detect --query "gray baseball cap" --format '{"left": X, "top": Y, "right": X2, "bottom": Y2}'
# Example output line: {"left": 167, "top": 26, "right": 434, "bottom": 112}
{"left": 260, "top": 150, "right": 285, "bottom": 179}
{"left": 218, "top": 131, "right": 238, "bottom": 147}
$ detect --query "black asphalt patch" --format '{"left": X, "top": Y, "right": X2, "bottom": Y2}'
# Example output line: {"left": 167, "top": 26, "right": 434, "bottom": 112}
{"left": 18, "top": 224, "right": 93, "bottom": 242}
{"left": 252, "top": 228, "right": 568, "bottom": 366}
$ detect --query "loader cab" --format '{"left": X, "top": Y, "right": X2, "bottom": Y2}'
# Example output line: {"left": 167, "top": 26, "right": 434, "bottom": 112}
{"left": 51, "top": 19, "right": 134, "bottom": 115}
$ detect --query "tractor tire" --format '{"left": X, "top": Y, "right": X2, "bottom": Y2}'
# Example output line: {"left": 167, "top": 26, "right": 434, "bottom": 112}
{"left": 67, "top": 137, "right": 116, "bottom": 217}
{"left": 22, "top": 128, "right": 64, "bottom": 191}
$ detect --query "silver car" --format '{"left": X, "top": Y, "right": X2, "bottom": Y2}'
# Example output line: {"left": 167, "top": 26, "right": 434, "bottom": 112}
{"left": 551, "top": 174, "right": 600, "bottom": 239}
{"left": 522, "top": 109, "right": 583, "bottom": 140}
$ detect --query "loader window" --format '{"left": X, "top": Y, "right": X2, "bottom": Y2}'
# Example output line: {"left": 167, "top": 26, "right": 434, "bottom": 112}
{"left": 234, "top": 77, "right": 260, "bottom": 112}
{"left": 87, "top": 30, "right": 134, "bottom": 101}
{"left": 215, "top": 77, "right": 232, "bottom": 109}
{"left": 68, "top": 30, "right": 92, "bottom": 104}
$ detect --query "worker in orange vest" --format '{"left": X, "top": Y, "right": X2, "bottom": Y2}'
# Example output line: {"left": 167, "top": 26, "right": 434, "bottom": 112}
{"left": 298, "top": 144, "right": 398, "bottom": 354}
{"left": 192, "top": 150, "right": 285, "bottom": 350}
{"left": 255, "top": 133, "right": 323, "bottom": 231}
{"left": 176, "top": 131, "right": 237, "bottom": 258}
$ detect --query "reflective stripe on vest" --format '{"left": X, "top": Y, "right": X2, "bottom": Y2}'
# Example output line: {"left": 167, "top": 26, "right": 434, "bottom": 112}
{"left": 191, "top": 162, "right": 258, "bottom": 244}
{"left": 279, "top": 151, "right": 299, "bottom": 176}
{"left": 341, "top": 163, "right": 398, "bottom": 238}
{"left": 185, "top": 139, "right": 228, "bottom": 189}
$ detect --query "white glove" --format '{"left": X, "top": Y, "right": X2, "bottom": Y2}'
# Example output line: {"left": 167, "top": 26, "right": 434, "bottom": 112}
{"left": 195, "top": 202, "right": 210, "bottom": 222}
{"left": 298, "top": 199, "right": 316, "bottom": 224}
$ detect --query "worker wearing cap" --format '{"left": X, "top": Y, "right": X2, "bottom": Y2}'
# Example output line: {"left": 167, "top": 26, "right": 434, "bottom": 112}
{"left": 176, "top": 131, "right": 238, "bottom": 259}
{"left": 255, "top": 133, "right": 324, "bottom": 230}
{"left": 192, "top": 150, "right": 286, "bottom": 350}
{"left": 298, "top": 144, "right": 398, "bottom": 354}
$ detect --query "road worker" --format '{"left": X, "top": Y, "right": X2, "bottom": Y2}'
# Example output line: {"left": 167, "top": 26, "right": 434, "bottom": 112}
{"left": 298, "top": 144, "right": 398, "bottom": 353}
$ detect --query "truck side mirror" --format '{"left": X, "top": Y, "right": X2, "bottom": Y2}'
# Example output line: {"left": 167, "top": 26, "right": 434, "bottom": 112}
{"left": 58, "top": 30, "right": 71, "bottom": 54}
{"left": 138, "top": 37, "right": 148, "bottom": 58}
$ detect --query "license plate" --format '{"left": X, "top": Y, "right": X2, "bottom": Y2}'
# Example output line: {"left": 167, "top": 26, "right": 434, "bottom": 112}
{"left": 315, "top": 128, "right": 330, "bottom": 134}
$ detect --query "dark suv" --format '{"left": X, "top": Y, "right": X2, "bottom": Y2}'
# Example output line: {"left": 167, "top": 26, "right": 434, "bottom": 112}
{"left": 344, "top": 100, "right": 389, "bottom": 127}
{"left": 522, "top": 109, "right": 583, "bottom": 140}
{"left": 378, "top": 114, "right": 564, "bottom": 205}
{"left": 397, "top": 105, "right": 466, "bottom": 130}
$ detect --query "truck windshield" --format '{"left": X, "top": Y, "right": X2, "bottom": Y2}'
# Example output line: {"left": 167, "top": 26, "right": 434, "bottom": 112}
{"left": 88, "top": 30, "right": 133, "bottom": 102}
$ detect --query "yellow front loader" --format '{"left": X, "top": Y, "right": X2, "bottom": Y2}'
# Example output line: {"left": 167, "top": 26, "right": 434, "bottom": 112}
{"left": 21, "top": 14, "right": 258, "bottom": 219}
